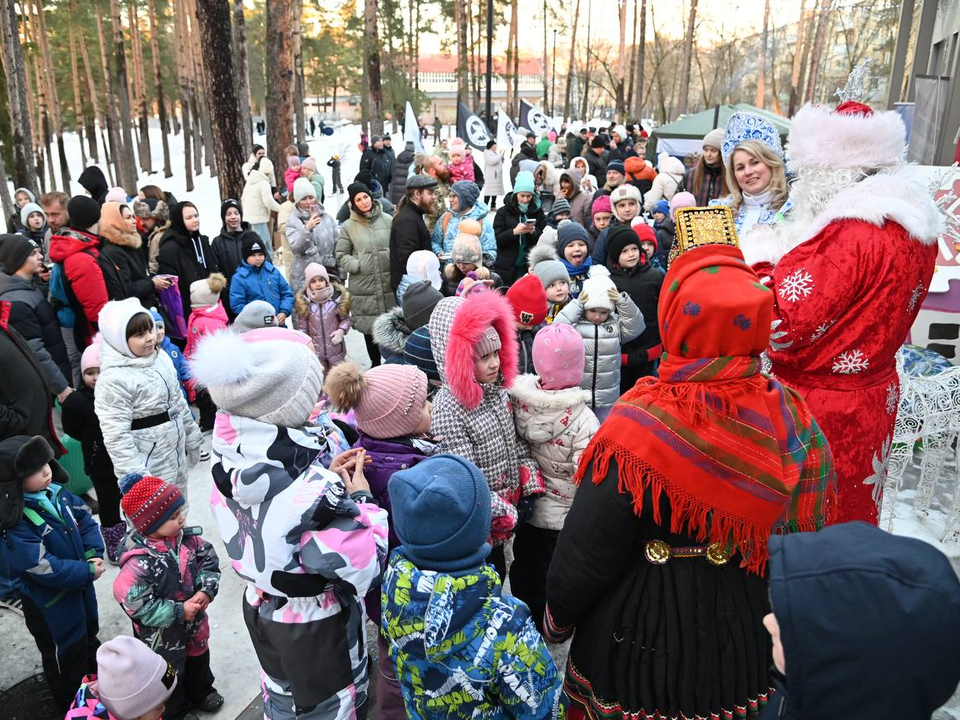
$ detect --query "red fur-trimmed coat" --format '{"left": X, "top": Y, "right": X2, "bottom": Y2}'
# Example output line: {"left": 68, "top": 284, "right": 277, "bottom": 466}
{"left": 752, "top": 172, "right": 941, "bottom": 525}
{"left": 428, "top": 291, "right": 545, "bottom": 543}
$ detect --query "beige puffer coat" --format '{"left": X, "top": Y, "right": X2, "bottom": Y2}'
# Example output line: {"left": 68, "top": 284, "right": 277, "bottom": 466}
{"left": 508, "top": 373, "right": 600, "bottom": 531}
{"left": 334, "top": 202, "right": 395, "bottom": 335}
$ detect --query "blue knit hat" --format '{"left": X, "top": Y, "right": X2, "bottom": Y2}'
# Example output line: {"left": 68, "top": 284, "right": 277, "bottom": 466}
{"left": 653, "top": 199, "right": 671, "bottom": 216}
{"left": 150, "top": 309, "right": 164, "bottom": 327}
{"left": 513, "top": 171, "right": 536, "bottom": 195}
{"left": 404, "top": 326, "right": 440, "bottom": 382}
{"left": 389, "top": 454, "right": 492, "bottom": 572}
{"left": 606, "top": 159, "right": 625, "bottom": 175}
{"left": 450, "top": 180, "right": 481, "bottom": 210}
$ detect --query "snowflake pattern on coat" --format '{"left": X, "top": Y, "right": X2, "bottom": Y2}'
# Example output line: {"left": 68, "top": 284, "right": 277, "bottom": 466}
{"left": 811, "top": 320, "right": 835, "bottom": 342}
{"left": 885, "top": 381, "right": 899, "bottom": 415}
{"left": 832, "top": 348, "right": 870, "bottom": 375}
{"left": 908, "top": 282, "right": 925, "bottom": 312}
{"left": 778, "top": 268, "right": 815, "bottom": 303}
{"left": 863, "top": 435, "right": 893, "bottom": 510}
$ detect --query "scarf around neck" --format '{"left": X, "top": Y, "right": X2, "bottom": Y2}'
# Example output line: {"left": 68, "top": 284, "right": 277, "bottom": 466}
{"left": 307, "top": 283, "right": 334, "bottom": 303}
{"left": 575, "top": 246, "right": 835, "bottom": 573}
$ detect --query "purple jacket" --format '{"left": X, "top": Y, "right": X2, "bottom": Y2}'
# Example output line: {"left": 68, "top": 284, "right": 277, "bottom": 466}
{"left": 356, "top": 432, "right": 433, "bottom": 623}
{"left": 294, "top": 283, "right": 352, "bottom": 363}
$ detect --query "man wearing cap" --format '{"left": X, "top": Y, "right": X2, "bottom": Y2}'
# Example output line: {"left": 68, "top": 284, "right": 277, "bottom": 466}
{"left": 584, "top": 135, "right": 609, "bottom": 180}
{"left": 390, "top": 174, "right": 438, "bottom": 291}
{"left": 602, "top": 160, "right": 626, "bottom": 193}
{"left": 360, "top": 135, "right": 392, "bottom": 197}
{"left": 48, "top": 197, "right": 109, "bottom": 350}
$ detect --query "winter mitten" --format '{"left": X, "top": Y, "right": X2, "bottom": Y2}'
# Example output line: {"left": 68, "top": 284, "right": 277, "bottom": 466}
{"left": 608, "top": 287, "right": 622, "bottom": 303}
{"left": 577, "top": 291, "right": 589, "bottom": 307}
{"left": 330, "top": 329, "right": 345, "bottom": 345}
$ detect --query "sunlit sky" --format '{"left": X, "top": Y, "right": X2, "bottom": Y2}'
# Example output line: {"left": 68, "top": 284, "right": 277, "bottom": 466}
{"left": 413, "top": 0, "right": 815, "bottom": 57}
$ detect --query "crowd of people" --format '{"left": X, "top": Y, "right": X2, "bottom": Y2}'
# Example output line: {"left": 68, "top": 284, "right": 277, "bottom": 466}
{"left": 1, "top": 95, "right": 960, "bottom": 720}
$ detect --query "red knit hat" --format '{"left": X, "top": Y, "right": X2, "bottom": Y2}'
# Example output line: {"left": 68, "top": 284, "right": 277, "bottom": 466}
{"left": 119, "top": 474, "right": 185, "bottom": 535}
{"left": 506, "top": 274, "right": 548, "bottom": 327}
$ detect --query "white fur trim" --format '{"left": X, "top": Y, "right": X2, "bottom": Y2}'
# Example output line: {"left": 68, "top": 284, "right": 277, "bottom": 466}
{"left": 753, "top": 169, "right": 943, "bottom": 266}
{"left": 786, "top": 104, "right": 906, "bottom": 172}
{"left": 189, "top": 330, "right": 258, "bottom": 389}
{"left": 508, "top": 373, "right": 591, "bottom": 410}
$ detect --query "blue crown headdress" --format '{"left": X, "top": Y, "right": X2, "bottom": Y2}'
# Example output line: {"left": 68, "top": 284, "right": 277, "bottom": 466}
{"left": 721, "top": 112, "right": 784, "bottom": 164}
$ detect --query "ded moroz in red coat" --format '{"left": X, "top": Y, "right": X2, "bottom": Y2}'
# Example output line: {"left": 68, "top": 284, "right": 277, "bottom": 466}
{"left": 750, "top": 101, "right": 943, "bottom": 525}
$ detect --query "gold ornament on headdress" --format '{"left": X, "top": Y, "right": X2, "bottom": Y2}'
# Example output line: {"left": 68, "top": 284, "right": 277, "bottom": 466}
{"left": 668, "top": 206, "right": 740, "bottom": 263}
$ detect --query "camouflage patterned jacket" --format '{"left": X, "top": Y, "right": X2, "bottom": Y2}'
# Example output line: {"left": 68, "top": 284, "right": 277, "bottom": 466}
{"left": 113, "top": 527, "right": 220, "bottom": 669}
{"left": 381, "top": 551, "right": 567, "bottom": 720}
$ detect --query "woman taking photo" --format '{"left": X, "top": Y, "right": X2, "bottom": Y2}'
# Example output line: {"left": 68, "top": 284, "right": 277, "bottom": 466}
{"left": 492, "top": 170, "right": 547, "bottom": 286}
{"left": 335, "top": 182, "right": 394, "bottom": 367}
{"left": 285, "top": 177, "right": 337, "bottom": 296}
{"left": 714, "top": 113, "right": 793, "bottom": 254}
{"left": 545, "top": 208, "right": 835, "bottom": 720}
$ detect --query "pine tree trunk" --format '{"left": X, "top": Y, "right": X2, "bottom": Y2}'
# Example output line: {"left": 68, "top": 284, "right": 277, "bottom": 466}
{"left": 265, "top": 0, "right": 295, "bottom": 173}
{"left": 292, "top": 0, "right": 306, "bottom": 141}
{"left": 804, "top": 0, "right": 831, "bottom": 103}
{"left": 755, "top": 0, "right": 770, "bottom": 108}
{"left": 195, "top": 0, "right": 247, "bottom": 200}
{"left": 563, "top": 0, "right": 581, "bottom": 121}
{"left": 511, "top": 7, "right": 519, "bottom": 118}
{"left": 616, "top": 0, "right": 627, "bottom": 120}
{"left": 0, "top": 0, "right": 40, "bottom": 192}
{"left": 110, "top": 0, "right": 139, "bottom": 193}
{"left": 0, "top": 146, "right": 14, "bottom": 224}
{"left": 173, "top": 0, "right": 194, "bottom": 189}
{"left": 26, "top": 9, "right": 55, "bottom": 192}
{"left": 627, "top": 0, "right": 637, "bottom": 112}
{"left": 632, "top": 0, "right": 645, "bottom": 118}
{"left": 32, "top": 0, "right": 70, "bottom": 187}
{"left": 184, "top": 0, "right": 215, "bottom": 173}
{"left": 581, "top": 0, "right": 592, "bottom": 121}
{"left": 129, "top": 0, "right": 153, "bottom": 173}
{"left": 676, "top": 0, "right": 698, "bottom": 116}
{"left": 788, "top": 0, "right": 808, "bottom": 117}
{"left": 78, "top": 21, "right": 106, "bottom": 164}
{"left": 146, "top": 0, "right": 171, "bottom": 176}
{"left": 232, "top": 0, "right": 253, "bottom": 151}
{"left": 454, "top": 0, "right": 467, "bottom": 102}
{"left": 69, "top": 24, "right": 89, "bottom": 169}
{"left": 506, "top": 0, "right": 518, "bottom": 118}
{"left": 96, "top": 0, "right": 126, "bottom": 188}
{"left": 364, "top": 0, "right": 384, "bottom": 135}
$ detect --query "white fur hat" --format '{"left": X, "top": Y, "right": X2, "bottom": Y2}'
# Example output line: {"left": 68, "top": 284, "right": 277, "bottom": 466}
{"left": 580, "top": 265, "right": 617, "bottom": 312}
{"left": 786, "top": 102, "right": 906, "bottom": 173}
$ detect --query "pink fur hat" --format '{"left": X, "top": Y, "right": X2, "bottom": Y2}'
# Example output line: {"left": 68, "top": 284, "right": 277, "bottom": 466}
{"left": 449, "top": 137, "right": 466, "bottom": 155}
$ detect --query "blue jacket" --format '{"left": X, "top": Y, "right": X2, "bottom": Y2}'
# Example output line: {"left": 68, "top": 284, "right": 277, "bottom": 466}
{"left": 382, "top": 551, "right": 567, "bottom": 719}
{"left": 761, "top": 522, "right": 960, "bottom": 719}
{"left": 0, "top": 484, "right": 103, "bottom": 653}
{"left": 229, "top": 261, "right": 294, "bottom": 317}
{"left": 159, "top": 336, "right": 189, "bottom": 401}
{"left": 430, "top": 200, "right": 498, "bottom": 261}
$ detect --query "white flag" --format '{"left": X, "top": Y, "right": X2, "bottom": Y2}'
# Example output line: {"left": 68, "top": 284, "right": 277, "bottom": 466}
{"left": 404, "top": 101, "right": 425, "bottom": 154}
{"left": 497, "top": 108, "right": 520, "bottom": 150}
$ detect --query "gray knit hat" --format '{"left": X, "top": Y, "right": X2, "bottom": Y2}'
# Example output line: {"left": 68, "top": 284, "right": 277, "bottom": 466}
{"left": 233, "top": 300, "right": 277, "bottom": 332}
{"left": 476, "top": 326, "right": 501, "bottom": 357}
{"left": 190, "top": 329, "right": 324, "bottom": 428}
{"left": 550, "top": 197, "right": 572, "bottom": 217}
{"left": 533, "top": 259, "right": 570, "bottom": 289}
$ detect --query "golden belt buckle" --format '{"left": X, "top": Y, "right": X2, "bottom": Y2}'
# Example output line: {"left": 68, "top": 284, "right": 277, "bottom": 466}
{"left": 645, "top": 540, "right": 671, "bottom": 565}
{"left": 705, "top": 542, "right": 732, "bottom": 566}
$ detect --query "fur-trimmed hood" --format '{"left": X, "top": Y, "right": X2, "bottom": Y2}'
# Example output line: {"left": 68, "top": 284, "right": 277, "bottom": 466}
{"left": 372, "top": 306, "right": 411, "bottom": 355}
{"left": 787, "top": 103, "right": 906, "bottom": 173}
{"left": 99, "top": 223, "right": 143, "bottom": 249}
{"left": 428, "top": 291, "right": 518, "bottom": 410}
{"left": 744, "top": 168, "right": 943, "bottom": 266}
{"left": 508, "top": 373, "right": 591, "bottom": 443}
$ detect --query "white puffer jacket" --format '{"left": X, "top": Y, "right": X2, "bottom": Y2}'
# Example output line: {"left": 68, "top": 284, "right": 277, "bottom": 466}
{"left": 241, "top": 162, "right": 281, "bottom": 224}
{"left": 643, "top": 153, "right": 687, "bottom": 211}
{"left": 555, "top": 293, "right": 644, "bottom": 410}
{"left": 508, "top": 374, "right": 600, "bottom": 531}
{"left": 94, "top": 300, "right": 203, "bottom": 482}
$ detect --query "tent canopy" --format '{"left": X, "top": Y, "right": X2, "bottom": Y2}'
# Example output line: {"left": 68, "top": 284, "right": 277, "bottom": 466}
{"left": 648, "top": 104, "right": 791, "bottom": 159}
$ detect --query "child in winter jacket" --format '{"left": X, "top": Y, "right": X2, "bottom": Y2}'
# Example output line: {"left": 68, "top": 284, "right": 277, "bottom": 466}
{"left": 529, "top": 244, "right": 572, "bottom": 324}
{"left": 95, "top": 299, "right": 203, "bottom": 511}
{"left": 284, "top": 154, "right": 302, "bottom": 196}
{"left": 186, "top": 272, "right": 229, "bottom": 359}
{"left": 381, "top": 454, "right": 567, "bottom": 720}
{"left": 506, "top": 273, "right": 549, "bottom": 374}
{"left": 555, "top": 266, "right": 644, "bottom": 421}
{"left": 442, "top": 225, "right": 501, "bottom": 296}
{"left": 508, "top": 323, "right": 600, "bottom": 629}
{"left": 66, "top": 636, "right": 178, "bottom": 720}
{"left": 229, "top": 233, "right": 294, "bottom": 323}
{"left": 295, "top": 262, "right": 352, "bottom": 372}
{"left": 190, "top": 329, "right": 387, "bottom": 720}
{"left": 150, "top": 311, "right": 190, "bottom": 403}
{"left": 0, "top": 435, "right": 105, "bottom": 712}
{"left": 428, "top": 291, "right": 544, "bottom": 581}
{"left": 606, "top": 224, "right": 664, "bottom": 393}
{"left": 373, "top": 280, "right": 443, "bottom": 365}
{"left": 589, "top": 194, "right": 614, "bottom": 243}
{"left": 61, "top": 341, "right": 124, "bottom": 563}
{"left": 324, "top": 361, "right": 436, "bottom": 720}
{"left": 446, "top": 137, "right": 475, "bottom": 183}
{"left": 557, "top": 221, "right": 594, "bottom": 299}
{"left": 114, "top": 474, "right": 223, "bottom": 720}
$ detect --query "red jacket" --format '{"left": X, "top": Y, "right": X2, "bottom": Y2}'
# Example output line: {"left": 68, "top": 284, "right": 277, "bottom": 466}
{"left": 49, "top": 229, "right": 108, "bottom": 341}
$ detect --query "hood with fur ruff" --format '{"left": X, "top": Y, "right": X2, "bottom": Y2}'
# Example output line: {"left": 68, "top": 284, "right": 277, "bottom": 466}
{"left": 428, "top": 292, "right": 518, "bottom": 410}
{"left": 372, "top": 306, "right": 411, "bottom": 356}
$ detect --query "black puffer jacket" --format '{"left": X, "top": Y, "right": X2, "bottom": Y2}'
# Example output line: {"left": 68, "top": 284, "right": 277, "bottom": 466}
{"left": 360, "top": 147, "right": 393, "bottom": 195}
{"left": 389, "top": 200, "right": 432, "bottom": 291}
{"left": 389, "top": 146, "right": 416, "bottom": 205}
{"left": 98, "top": 223, "right": 157, "bottom": 308}
{"left": 492, "top": 192, "right": 547, "bottom": 286}
{"left": 157, "top": 203, "right": 221, "bottom": 323}
{"left": 0, "top": 272, "right": 71, "bottom": 393}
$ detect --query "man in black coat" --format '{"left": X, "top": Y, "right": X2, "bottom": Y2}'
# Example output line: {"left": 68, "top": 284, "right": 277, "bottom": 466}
{"left": 359, "top": 136, "right": 393, "bottom": 197}
{"left": 389, "top": 174, "right": 438, "bottom": 291}
{"left": 0, "top": 300, "right": 65, "bottom": 454}
{"left": 389, "top": 141, "right": 417, "bottom": 205}
{"left": 0, "top": 235, "right": 72, "bottom": 399}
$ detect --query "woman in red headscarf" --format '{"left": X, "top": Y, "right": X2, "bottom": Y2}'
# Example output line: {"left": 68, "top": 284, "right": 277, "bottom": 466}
{"left": 544, "top": 210, "right": 836, "bottom": 720}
